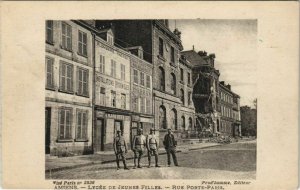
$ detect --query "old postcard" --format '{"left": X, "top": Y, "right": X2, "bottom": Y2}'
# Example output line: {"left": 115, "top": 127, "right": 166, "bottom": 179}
{"left": 1, "top": 1, "right": 298, "bottom": 190}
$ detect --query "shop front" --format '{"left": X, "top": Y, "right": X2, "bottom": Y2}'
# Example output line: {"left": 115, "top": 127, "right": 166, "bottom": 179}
{"left": 94, "top": 109, "right": 131, "bottom": 152}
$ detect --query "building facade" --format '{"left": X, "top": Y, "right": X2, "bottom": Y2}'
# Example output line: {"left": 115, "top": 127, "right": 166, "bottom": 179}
{"left": 128, "top": 46, "right": 154, "bottom": 145}
{"left": 95, "top": 20, "right": 195, "bottom": 145}
{"left": 45, "top": 20, "right": 94, "bottom": 156}
{"left": 219, "top": 81, "right": 241, "bottom": 137}
{"left": 181, "top": 50, "right": 220, "bottom": 136}
{"left": 94, "top": 29, "right": 131, "bottom": 151}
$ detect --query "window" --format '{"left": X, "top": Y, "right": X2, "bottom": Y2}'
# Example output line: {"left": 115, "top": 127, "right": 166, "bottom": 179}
{"left": 121, "top": 94, "right": 126, "bottom": 109}
{"left": 170, "top": 109, "right": 177, "bottom": 130}
{"left": 133, "top": 96, "right": 139, "bottom": 112}
{"left": 121, "top": 64, "right": 125, "bottom": 80}
{"left": 188, "top": 117, "right": 192, "bottom": 130}
{"left": 181, "top": 116, "right": 185, "bottom": 131}
{"left": 159, "top": 67, "right": 165, "bottom": 91}
{"left": 111, "top": 60, "right": 116, "bottom": 77}
{"left": 140, "top": 72, "right": 145, "bottom": 86}
{"left": 146, "top": 75, "right": 151, "bottom": 88}
{"left": 188, "top": 91, "right": 192, "bottom": 105}
{"left": 170, "top": 73, "right": 176, "bottom": 95}
{"left": 100, "top": 87, "right": 106, "bottom": 106}
{"left": 140, "top": 97, "right": 145, "bottom": 113}
{"left": 46, "top": 20, "right": 54, "bottom": 44}
{"left": 146, "top": 98, "right": 151, "bottom": 113}
{"left": 60, "top": 62, "right": 73, "bottom": 93}
{"left": 77, "top": 68, "right": 89, "bottom": 96}
{"left": 111, "top": 91, "right": 116, "bottom": 107}
{"left": 180, "top": 68, "right": 184, "bottom": 81}
{"left": 76, "top": 110, "right": 88, "bottom": 140}
{"left": 58, "top": 107, "right": 72, "bottom": 140}
{"left": 180, "top": 89, "right": 184, "bottom": 104}
{"left": 133, "top": 69, "right": 139, "bottom": 84}
{"left": 99, "top": 55, "right": 105, "bottom": 74}
{"left": 159, "top": 37, "right": 164, "bottom": 57}
{"left": 187, "top": 72, "right": 191, "bottom": 85}
{"left": 78, "top": 31, "right": 87, "bottom": 56}
{"left": 159, "top": 106, "right": 166, "bottom": 129}
{"left": 61, "top": 22, "right": 72, "bottom": 50}
{"left": 170, "top": 46, "right": 175, "bottom": 63}
{"left": 46, "top": 57, "right": 54, "bottom": 89}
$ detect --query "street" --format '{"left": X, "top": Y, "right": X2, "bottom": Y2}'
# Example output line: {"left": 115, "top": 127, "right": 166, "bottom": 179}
{"left": 46, "top": 141, "right": 256, "bottom": 179}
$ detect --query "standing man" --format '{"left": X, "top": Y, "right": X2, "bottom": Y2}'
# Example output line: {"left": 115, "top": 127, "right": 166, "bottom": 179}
{"left": 113, "top": 129, "right": 130, "bottom": 170}
{"left": 146, "top": 128, "right": 160, "bottom": 168}
{"left": 132, "top": 128, "right": 146, "bottom": 168}
{"left": 163, "top": 128, "right": 179, "bottom": 167}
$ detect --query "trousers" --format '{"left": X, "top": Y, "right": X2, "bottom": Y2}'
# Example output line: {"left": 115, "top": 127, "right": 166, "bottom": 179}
{"left": 133, "top": 149, "right": 144, "bottom": 166}
{"left": 115, "top": 152, "right": 127, "bottom": 168}
{"left": 166, "top": 147, "right": 178, "bottom": 166}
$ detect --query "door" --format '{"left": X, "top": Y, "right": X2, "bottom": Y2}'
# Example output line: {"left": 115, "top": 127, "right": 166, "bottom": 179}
{"left": 94, "top": 118, "right": 105, "bottom": 152}
{"left": 45, "top": 107, "right": 51, "bottom": 154}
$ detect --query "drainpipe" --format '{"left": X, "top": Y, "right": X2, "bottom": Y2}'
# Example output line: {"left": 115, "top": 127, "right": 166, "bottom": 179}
{"left": 92, "top": 32, "right": 96, "bottom": 153}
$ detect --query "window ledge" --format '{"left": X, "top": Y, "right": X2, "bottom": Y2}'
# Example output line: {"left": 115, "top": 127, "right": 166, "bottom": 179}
{"left": 46, "top": 86, "right": 56, "bottom": 91}
{"left": 169, "top": 62, "right": 177, "bottom": 68}
{"left": 57, "top": 139, "right": 73, "bottom": 143}
{"left": 46, "top": 41, "right": 54, "bottom": 46}
{"left": 58, "top": 89, "right": 75, "bottom": 95}
{"left": 60, "top": 45, "right": 73, "bottom": 53}
{"left": 75, "top": 139, "right": 89, "bottom": 142}
{"left": 76, "top": 93, "right": 90, "bottom": 98}
{"left": 77, "top": 52, "right": 88, "bottom": 58}
{"left": 157, "top": 55, "right": 166, "bottom": 62}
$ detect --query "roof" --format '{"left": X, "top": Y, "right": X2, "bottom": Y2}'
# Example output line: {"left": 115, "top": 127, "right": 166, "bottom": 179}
{"left": 181, "top": 50, "right": 208, "bottom": 67}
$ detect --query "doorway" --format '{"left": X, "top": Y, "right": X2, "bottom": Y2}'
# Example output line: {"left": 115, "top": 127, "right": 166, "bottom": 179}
{"left": 94, "top": 118, "right": 105, "bottom": 152}
{"left": 45, "top": 107, "right": 51, "bottom": 154}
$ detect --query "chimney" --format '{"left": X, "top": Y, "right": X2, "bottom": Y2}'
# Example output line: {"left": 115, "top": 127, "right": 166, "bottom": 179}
{"left": 220, "top": 81, "right": 225, "bottom": 86}
{"left": 173, "top": 28, "right": 181, "bottom": 39}
{"left": 198, "top": 51, "right": 208, "bottom": 57}
{"left": 227, "top": 84, "right": 231, "bottom": 90}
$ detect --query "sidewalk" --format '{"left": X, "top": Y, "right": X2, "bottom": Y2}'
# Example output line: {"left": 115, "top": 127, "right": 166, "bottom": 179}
{"left": 45, "top": 142, "right": 221, "bottom": 172}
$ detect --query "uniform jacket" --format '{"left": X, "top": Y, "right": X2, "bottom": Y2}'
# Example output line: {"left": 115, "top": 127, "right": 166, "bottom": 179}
{"left": 163, "top": 133, "right": 177, "bottom": 148}
{"left": 113, "top": 135, "right": 128, "bottom": 153}
{"left": 146, "top": 134, "right": 158, "bottom": 150}
{"left": 132, "top": 134, "right": 146, "bottom": 150}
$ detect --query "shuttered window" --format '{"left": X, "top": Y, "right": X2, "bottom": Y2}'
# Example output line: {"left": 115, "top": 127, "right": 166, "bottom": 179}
{"left": 60, "top": 62, "right": 73, "bottom": 93}
{"left": 76, "top": 109, "right": 88, "bottom": 140}
{"left": 146, "top": 75, "right": 151, "bottom": 88}
{"left": 46, "top": 57, "right": 54, "bottom": 89}
{"left": 121, "top": 64, "right": 125, "bottom": 80}
{"left": 77, "top": 67, "right": 89, "bottom": 96}
{"left": 121, "top": 93, "right": 126, "bottom": 109}
{"left": 46, "top": 20, "right": 54, "bottom": 44}
{"left": 99, "top": 55, "right": 105, "bottom": 73}
{"left": 100, "top": 87, "right": 106, "bottom": 106}
{"left": 140, "top": 97, "right": 145, "bottom": 113}
{"left": 133, "top": 69, "right": 138, "bottom": 84}
{"left": 58, "top": 107, "right": 73, "bottom": 140}
{"left": 78, "top": 31, "right": 87, "bottom": 56}
{"left": 111, "top": 60, "right": 116, "bottom": 77}
{"left": 146, "top": 98, "right": 151, "bottom": 114}
{"left": 61, "top": 22, "right": 72, "bottom": 50}
{"left": 140, "top": 72, "right": 145, "bottom": 86}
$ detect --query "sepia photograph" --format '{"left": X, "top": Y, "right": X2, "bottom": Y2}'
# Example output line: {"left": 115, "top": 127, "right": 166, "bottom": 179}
{"left": 45, "top": 19, "right": 257, "bottom": 180}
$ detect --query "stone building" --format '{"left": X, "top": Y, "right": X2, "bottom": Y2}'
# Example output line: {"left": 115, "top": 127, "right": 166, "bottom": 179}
{"left": 45, "top": 20, "right": 94, "bottom": 156}
{"left": 127, "top": 46, "right": 154, "bottom": 145}
{"left": 219, "top": 81, "right": 241, "bottom": 136}
{"left": 94, "top": 28, "right": 131, "bottom": 151}
{"left": 95, "top": 20, "right": 195, "bottom": 145}
{"left": 181, "top": 49, "right": 220, "bottom": 136}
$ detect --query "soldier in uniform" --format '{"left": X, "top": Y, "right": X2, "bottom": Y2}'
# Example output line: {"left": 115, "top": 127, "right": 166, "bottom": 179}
{"left": 146, "top": 128, "right": 160, "bottom": 168}
{"left": 113, "top": 129, "right": 130, "bottom": 170}
{"left": 163, "top": 128, "right": 179, "bottom": 167}
{"left": 132, "top": 128, "right": 146, "bottom": 169}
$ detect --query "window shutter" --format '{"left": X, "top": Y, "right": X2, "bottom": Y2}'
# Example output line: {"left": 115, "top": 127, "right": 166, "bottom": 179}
{"left": 103, "top": 56, "right": 105, "bottom": 74}
{"left": 77, "top": 68, "right": 80, "bottom": 94}
{"left": 59, "top": 63, "right": 63, "bottom": 90}
{"left": 85, "top": 70, "right": 89, "bottom": 96}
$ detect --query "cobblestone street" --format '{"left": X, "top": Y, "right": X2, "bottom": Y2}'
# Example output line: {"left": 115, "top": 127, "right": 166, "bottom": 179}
{"left": 46, "top": 141, "right": 256, "bottom": 179}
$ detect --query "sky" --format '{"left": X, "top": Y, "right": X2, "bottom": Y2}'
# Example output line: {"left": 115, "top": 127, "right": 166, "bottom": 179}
{"left": 169, "top": 19, "right": 257, "bottom": 107}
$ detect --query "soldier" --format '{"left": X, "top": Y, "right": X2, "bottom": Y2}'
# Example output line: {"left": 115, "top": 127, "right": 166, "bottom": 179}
{"left": 113, "top": 129, "right": 130, "bottom": 170}
{"left": 132, "top": 128, "right": 146, "bottom": 169}
{"left": 146, "top": 128, "right": 160, "bottom": 168}
{"left": 163, "top": 128, "right": 179, "bottom": 167}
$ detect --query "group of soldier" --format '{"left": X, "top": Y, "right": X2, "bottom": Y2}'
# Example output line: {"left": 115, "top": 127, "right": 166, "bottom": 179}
{"left": 113, "top": 128, "right": 179, "bottom": 170}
